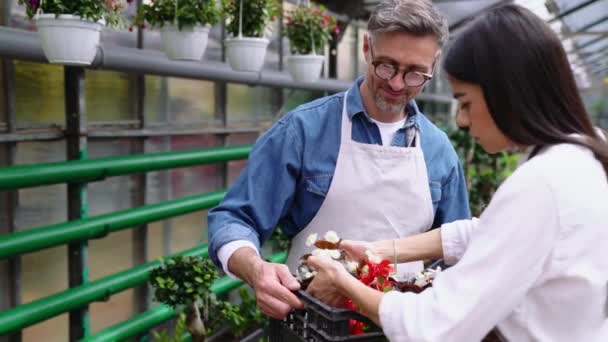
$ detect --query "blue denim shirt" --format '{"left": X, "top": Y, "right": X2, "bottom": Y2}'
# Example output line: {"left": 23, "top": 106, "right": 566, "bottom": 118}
{"left": 208, "top": 77, "right": 471, "bottom": 266}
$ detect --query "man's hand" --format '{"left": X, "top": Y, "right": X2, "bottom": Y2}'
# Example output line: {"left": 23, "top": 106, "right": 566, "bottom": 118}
{"left": 228, "top": 247, "right": 303, "bottom": 319}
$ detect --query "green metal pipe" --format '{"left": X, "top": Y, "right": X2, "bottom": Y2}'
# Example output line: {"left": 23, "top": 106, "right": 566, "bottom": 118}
{"left": 82, "top": 251, "right": 288, "bottom": 342}
{"left": 0, "top": 191, "right": 226, "bottom": 259}
{"left": 0, "top": 145, "right": 251, "bottom": 190}
{"left": 0, "top": 245, "right": 209, "bottom": 335}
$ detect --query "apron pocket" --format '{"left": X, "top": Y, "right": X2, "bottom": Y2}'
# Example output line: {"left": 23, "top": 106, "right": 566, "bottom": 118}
{"left": 305, "top": 175, "right": 332, "bottom": 197}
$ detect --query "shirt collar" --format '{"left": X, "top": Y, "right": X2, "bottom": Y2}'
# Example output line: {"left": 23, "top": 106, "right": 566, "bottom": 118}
{"left": 345, "top": 76, "right": 420, "bottom": 129}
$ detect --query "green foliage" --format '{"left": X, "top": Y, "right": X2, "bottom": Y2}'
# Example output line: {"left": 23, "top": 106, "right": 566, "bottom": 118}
{"left": 448, "top": 128, "right": 520, "bottom": 216}
{"left": 18, "top": 0, "right": 127, "bottom": 27}
{"left": 133, "top": 0, "right": 221, "bottom": 30}
{"left": 227, "top": 288, "right": 269, "bottom": 336}
{"left": 150, "top": 255, "right": 219, "bottom": 310}
{"left": 284, "top": 4, "right": 337, "bottom": 55}
{"left": 222, "top": 0, "right": 280, "bottom": 38}
{"left": 152, "top": 312, "right": 189, "bottom": 342}
{"left": 268, "top": 228, "right": 290, "bottom": 251}
{"left": 149, "top": 256, "right": 270, "bottom": 340}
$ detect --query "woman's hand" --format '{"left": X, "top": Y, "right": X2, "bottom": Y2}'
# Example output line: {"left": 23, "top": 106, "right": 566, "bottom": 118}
{"left": 340, "top": 239, "right": 377, "bottom": 262}
{"left": 305, "top": 255, "right": 351, "bottom": 307}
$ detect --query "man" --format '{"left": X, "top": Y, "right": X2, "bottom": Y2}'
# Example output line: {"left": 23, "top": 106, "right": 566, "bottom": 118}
{"left": 208, "top": 0, "right": 470, "bottom": 319}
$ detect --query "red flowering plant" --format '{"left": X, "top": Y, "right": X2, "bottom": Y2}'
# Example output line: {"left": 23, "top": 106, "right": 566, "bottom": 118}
{"left": 18, "top": 0, "right": 129, "bottom": 27}
{"left": 299, "top": 232, "right": 442, "bottom": 335}
{"left": 298, "top": 232, "right": 395, "bottom": 335}
{"left": 283, "top": 3, "right": 338, "bottom": 55}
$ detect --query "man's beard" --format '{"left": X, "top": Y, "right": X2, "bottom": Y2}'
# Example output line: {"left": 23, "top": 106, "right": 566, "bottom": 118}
{"left": 374, "top": 92, "right": 408, "bottom": 115}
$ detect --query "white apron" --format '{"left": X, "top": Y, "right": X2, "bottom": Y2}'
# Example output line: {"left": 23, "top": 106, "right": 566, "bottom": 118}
{"left": 286, "top": 92, "right": 435, "bottom": 276}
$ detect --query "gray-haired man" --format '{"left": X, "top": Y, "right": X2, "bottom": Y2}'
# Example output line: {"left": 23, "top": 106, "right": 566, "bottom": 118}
{"left": 208, "top": 0, "right": 470, "bottom": 319}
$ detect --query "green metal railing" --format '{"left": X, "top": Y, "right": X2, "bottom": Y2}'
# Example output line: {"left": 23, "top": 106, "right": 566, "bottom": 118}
{"left": 0, "top": 145, "right": 250, "bottom": 190}
{"left": 0, "top": 145, "right": 276, "bottom": 341}
{"left": 0, "top": 190, "right": 225, "bottom": 259}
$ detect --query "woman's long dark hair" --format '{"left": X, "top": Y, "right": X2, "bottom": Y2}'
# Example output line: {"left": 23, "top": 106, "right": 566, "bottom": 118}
{"left": 443, "top": 4, "right": 608, "bottom": 176}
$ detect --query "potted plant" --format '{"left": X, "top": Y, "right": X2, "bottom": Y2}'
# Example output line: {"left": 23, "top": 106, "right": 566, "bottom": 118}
{"left": 149, "top": 255, "right": 268, "bottom": 341}
{"left": 222, "top": 0, "right": 280, "bottom": 72}
{"left": 18, "top": 0, "right": 127, "bottom": 65}
{"left": 284, "top": 3, "right": 337, "bottom": 82}
{"left": 133, "top": 0, "right": 221, "bottom": 61}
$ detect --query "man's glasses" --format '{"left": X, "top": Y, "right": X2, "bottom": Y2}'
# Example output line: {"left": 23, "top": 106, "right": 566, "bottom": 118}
{"left": 368, "top": 36, "right": 433, "bottom": 87}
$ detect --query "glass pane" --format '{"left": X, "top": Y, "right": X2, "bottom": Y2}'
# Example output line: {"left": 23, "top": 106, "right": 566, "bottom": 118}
{"left": 168, "top": 78, "right": 215, "bottom": 124}
{"left": 15, "top": 140, "right": 69, "bottom": 342}
{"left": 85, "top": 70, "right": 132, "bottom": 122}
{"left": 226, "top": 132, "right": 258, "bottom": 184}
{"left": 227, "top": 84, "right": 278, "bottom": 125}
{"left": 14, "top": 61, "right": 65, "bottom": 124}
{"left": 144, "top": 75, "right": 164, "bottom": 124}
{"left": 145, "top": 135, "right": 223, "bottom": 259}
{"left": 87, "top": 140, "right": 136, "bottom": 332}
{"left": 337, "top": 25, "right": 358, "bottom": 81}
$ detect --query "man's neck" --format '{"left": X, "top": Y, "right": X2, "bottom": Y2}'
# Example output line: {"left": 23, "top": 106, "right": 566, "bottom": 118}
{"left": 359, "top": 80, "right": 407, "bottom": 123}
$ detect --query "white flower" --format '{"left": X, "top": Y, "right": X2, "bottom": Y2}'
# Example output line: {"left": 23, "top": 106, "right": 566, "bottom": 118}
{"left": 414, "top": 277, "right": 428, "bottom": 288}
{"left": 360, "top": 265, "right": 369, "bottom": 276}
{"left": 324, "top": 230, "right": 340, "bottom": 244}
{"left": 365, "top": 250, "right": 382, "bottom": 264}
{"left": 345, "top": 261, "right": 359, "bottom": 273}
{"left": 306, "top": 233, "right": 318, "bottom": 247}
{"left": 312, "top": 248, "right": 340, "bottom": 260}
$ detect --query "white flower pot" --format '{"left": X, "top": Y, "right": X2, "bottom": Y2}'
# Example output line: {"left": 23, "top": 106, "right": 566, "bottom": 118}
{"left": 36, "top": 14, "right": 103, "bottom": 66}
{"left": 224, "top": 37, "right": 269, "bottom": 72}
{"left": 287, "top": 54, "right": 325, "bottom": 83}
{"left": 161, "top": 24, "right": 210, "bottom": 61}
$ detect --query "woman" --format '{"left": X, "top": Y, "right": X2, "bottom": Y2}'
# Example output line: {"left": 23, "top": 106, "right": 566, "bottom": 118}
{"left": 305, "top": 4, "right": 608, "bottom": 342}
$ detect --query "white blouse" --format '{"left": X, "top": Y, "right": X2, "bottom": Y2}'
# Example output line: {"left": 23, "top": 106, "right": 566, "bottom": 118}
{"left": 379, "top": 143, "right": 608, "bottom": 341}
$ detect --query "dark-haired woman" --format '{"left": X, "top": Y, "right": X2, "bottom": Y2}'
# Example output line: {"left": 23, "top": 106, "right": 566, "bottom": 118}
{"left": 305, "top": 4, "right": 608, "bottom": 342}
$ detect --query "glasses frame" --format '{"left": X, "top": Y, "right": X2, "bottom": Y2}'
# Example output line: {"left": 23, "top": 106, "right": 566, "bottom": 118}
{"left": 368, "top": 36, "right": 434, "bottom": 87}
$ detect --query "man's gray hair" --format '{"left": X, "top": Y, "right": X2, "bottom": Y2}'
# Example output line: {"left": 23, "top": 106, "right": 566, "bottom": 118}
{"left": 368, "top": 0, "right": 449, "bottom": 48}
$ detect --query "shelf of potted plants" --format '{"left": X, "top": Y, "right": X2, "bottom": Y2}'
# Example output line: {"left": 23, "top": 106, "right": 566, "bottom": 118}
{"left": 17, "top": 0, "right": 127, "bottom": 66}
{"left": 284, "top": 1, "right": 338, "bottom": 83}
{"left": 133, "top": 0, "right": 221, "bottom": 61}
{"left": 222, "top": 0, "right": 280, "bottom": 72}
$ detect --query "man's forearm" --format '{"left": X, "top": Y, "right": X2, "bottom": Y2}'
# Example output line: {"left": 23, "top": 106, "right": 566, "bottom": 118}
{"left": 227, "top": 247, "right": 264, "bottom": 285}
{"left": 372, "top": 229, "right": 444, "bottom": 263}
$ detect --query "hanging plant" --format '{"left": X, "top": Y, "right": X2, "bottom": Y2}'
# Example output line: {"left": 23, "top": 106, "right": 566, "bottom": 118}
{"left": 132, "top": 0, "right": 220, "bottom": 30}
{"left": 222, "top": 0, "right": 280, "bottom": 38}
{"left": 17, "top": 0, "right": 129, "bottom": 65}
{"left": 221, "top": 0, "right": 280, "bottom": 72}
{"left": 19, "top": 0, "right": 128, "bottom": 27}
{"left": 282, "top": 2, "right": 338, "bottom": 82}
{"left": 132, "top": 0, "right": 221, "bottom": 61}
{"left": 284, "top": 3, "right": 338, "bottom": 55}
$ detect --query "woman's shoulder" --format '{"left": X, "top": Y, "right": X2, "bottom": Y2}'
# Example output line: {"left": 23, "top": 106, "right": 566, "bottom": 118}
{"left": 513, "top": 142, "right": 607, "bottom": 205}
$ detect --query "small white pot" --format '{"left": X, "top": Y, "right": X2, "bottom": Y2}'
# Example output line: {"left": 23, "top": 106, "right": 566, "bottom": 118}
{"left": 160, "top": 24, "right": 210, "bottom": 61}
{"left": 287, "top": 54, "right": 325, "bottom": 83}
{"left": 224, "top": 37, "right": 269, "bottom": 72}
{"left": 36, "top": 14, "right": 103, "bottom": 66}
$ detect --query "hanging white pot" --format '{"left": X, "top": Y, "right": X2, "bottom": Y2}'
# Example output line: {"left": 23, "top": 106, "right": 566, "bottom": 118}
{"left": 160, "top": 24, "right": 211, "bottom": 61}
{"left": 287, "top": 54, "right": 325, "bottom": 83}
{"left": 36, "top": 14, "right": 104, "bottom": 66}
{"left": 224, "top": 37, "right": 270, "bottom": 72}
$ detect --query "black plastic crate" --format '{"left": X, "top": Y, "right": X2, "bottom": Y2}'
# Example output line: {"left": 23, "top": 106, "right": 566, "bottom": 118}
{"left": 269, "top": 290, "right": 386, "bottom": 342}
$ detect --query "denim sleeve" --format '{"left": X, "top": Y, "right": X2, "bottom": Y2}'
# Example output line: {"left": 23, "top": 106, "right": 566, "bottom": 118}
{"left": 433, "top": 148, "right": 471, "bottom": 227}
{"left": 207, "top": 118, "right": 302, "bottom": 267}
